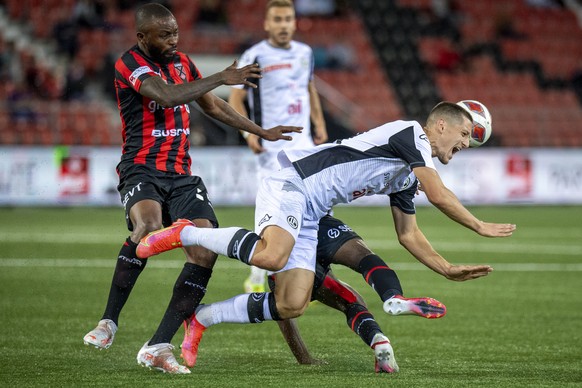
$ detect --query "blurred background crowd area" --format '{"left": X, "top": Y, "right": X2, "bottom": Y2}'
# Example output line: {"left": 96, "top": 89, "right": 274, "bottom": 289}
{"left": 1, "top": 0, "right": 582, "bottom": 147}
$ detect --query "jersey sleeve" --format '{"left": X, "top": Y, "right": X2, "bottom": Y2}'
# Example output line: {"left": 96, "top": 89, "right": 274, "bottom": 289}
{"left": 388, "top": 123, "right": 436, "bottom": 171}
{"left": 389, "top": 182, "right": 418, "bottom": 214}
{"left": 115, "top": 56, "right": 159, "bottom": 93}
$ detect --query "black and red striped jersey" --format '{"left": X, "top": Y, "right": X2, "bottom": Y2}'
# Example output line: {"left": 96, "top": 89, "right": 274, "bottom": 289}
{"left": 114, "top": 45, "right": 202, "bottom": 175}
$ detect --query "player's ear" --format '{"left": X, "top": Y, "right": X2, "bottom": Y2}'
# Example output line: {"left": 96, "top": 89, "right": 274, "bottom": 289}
{"left": 437, "top": 118, "right": 445, "bottom": 134}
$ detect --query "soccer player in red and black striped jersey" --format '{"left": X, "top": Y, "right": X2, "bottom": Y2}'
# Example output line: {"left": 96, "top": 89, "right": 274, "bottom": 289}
{"left": 82, "top": 2, "right": 300, "bottom": 373}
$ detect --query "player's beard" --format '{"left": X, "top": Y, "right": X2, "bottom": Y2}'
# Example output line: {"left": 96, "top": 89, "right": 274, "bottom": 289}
{"left": 149, "top": 46, "right": 176, "bottom": 64}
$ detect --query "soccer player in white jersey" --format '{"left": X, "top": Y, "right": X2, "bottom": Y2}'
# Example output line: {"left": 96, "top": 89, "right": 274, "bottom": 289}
{"left": 137, "top": 101, "right": 517, "bottom": 370}
{"left": 228, "top": 0, "right": 328, "bottom": 293}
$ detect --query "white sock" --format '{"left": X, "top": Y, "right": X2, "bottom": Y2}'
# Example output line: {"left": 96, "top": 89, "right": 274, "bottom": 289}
{"left": 249, "top": 266, "right": 267, "bottom": 284}
{"left": 180, "top": 226, "right": 241, "bottom": 256}
{"left": 195, "top": 293, "right": 274, "bottom": 327}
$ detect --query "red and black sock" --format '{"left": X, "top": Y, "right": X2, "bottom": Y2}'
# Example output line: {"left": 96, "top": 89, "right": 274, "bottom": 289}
{"left": 358, "top": 254, "right": 403, "bottom": 301}
{"left": 346, "top": 303, "right": 382, "bottom": 346}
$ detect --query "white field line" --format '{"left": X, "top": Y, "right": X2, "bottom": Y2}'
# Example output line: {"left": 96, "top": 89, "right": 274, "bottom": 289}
{"left": 0, "top": 258, "right": 581, "bottom": 272}
{"left": 0, "top": 232, "right": 581, "bottom": 256}
{"left": 365, "top": 239, "right": 582, "bottom": 256}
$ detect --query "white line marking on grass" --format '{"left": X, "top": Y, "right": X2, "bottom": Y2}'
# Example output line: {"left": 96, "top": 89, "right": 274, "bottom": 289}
{"left": 365, "top": 240, "right": 582, "bottom": 256}
{"left": 1, "top": 233, "right": 580, "bottom": 256}
{"left": 0, "top": 258, "right": 581, "bottom": 272}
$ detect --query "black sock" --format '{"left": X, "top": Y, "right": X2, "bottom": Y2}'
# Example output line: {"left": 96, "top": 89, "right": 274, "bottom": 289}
{"left": 358, "top": 254, "right": 403, "bottom": 301}
{"left": 102, "top": 237, "right": 147, "bottom": 325}
{"left": 227, "top": 229, "right": 260, "bottom": 265}
{"left": 346, "top": 304, "right": 382, "bottom": 346}
{"left": 149, "top": 263, "right": 212, "bottom": 345}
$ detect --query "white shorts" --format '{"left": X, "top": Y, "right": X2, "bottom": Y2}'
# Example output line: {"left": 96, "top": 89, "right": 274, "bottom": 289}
{"left": 254, "top": 167, "right": 318, "bottom": 274}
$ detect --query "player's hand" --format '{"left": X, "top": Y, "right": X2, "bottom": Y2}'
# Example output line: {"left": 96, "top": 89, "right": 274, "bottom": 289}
{"left": 476, "top": 221, "right": 516, "bottom": 237}
{"left": 261, "top": 125, "right": 303, "bottom": 141}
{"left": 221, "top": 60, "right": 262, "bottom": 88}
{"left": 297, "top": 356, "right": 328, "bottom": 365}
{"left": 245, "top": 133, "right": 264, "bottom": 154}
{"left": 312, "top": 125, "right": 328, "bottom": 145}
{"left": 444, "top": 264, "right": 493, "bottom": 281}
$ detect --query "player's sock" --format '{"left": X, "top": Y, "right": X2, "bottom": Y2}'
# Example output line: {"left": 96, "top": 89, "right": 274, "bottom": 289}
{"left": 180, "top": 227, "right": 260, "bottom": 265}
{"left": 196, "top": 292, "right": 281, "bottom": 327}
{"left": 346, "top": 303, "right": 383, "bottom": 346}
{"left": 149, "top": 263, "right": 212, "bottom": 345}
{"left": 358, "top": 254, "right": 403, "bottom": 302}
{"left": 102, "top": 237, "right": 147, "bottom": 325}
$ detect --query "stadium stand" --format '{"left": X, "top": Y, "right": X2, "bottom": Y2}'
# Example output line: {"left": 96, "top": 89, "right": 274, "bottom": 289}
{"left": 0, "top": 0, "right": 581, "bottom": 147}
{"left": 364, "top": 0, "right": 582, "bottom": 147}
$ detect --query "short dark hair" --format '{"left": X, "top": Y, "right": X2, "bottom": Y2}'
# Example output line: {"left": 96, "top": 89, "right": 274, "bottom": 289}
{"left": 426, "top": 101, "right": 472, "bottom": 126}
{"left": 135, "top": 3, "right": 174, "bottom": 32}
{"left": 266, "top": 0, "right": 294, "bottom": 14}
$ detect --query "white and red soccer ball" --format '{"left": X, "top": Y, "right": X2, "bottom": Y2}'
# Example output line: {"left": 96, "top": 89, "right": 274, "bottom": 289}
{"left": 456, "top": 100, "right": 492, "bottom": 147}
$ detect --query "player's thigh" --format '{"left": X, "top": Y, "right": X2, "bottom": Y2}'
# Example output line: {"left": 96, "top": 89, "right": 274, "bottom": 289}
{"left": 273, "top": 268, "right": 315, "bottom": 318}
{"left": 129, "top": 199, "right": 163, "bottom": 239}
{"left": 332, "top": 238, "right": 375, "bottom": 271}
{"left": 118, "top": 167, "right": 166, "bottom": 234}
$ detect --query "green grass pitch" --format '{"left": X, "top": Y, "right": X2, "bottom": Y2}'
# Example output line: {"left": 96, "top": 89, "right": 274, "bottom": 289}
{"left": 1, "top": 206, "right": 581, "bottom": 387}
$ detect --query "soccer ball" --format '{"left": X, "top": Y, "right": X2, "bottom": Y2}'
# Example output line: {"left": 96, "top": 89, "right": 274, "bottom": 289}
{"left": 456, "top": 100, "right": 492, "bottom": 147}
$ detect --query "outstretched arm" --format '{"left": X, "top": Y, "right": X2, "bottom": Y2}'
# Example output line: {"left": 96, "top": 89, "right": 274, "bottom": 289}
{"left": 391, "top": 206, "right": 493, "bottom": 281}
{"left": 277, "top": 319, "right": 323, "bottom": 365}
{"left": 140, "top": 60, "right": 261, "bottom": 108}
{"left": 413, "top": 166, "right": 516, "bottom": 237}
{"left": 197, "top": 92, "right": 302, "bottom": 141}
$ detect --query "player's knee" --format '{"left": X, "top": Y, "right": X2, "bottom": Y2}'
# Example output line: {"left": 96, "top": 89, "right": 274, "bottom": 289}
{"left": 132, "top": 219, "right": 163, "bottom": 239}
{"left": 275, "top": 299, "right": 308, "bottom": 320}
{"left": 252, "top": 252, "right": 290, "bottom": 271}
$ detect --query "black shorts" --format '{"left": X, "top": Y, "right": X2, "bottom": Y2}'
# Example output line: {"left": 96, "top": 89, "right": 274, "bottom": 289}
{"left": 312, "top": 215, "right": 361, "bottom": 292}
{"left": 117, "top": 165, "right": 218, "bottom": 231}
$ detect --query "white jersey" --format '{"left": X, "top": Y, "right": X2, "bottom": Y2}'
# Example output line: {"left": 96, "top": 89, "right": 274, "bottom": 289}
{"left": 234, "top": 40, "right": 315, "bottom": 155}
{"left": 277, "top": 120, "right": 436, "bottom": 218}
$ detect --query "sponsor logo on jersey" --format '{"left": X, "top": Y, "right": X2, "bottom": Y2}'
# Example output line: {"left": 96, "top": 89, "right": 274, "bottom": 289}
{"left": 419, "top": 133, "right": 429, "bottom": 143}
{"left": 287, "top": 215, "right": 298, "bottom": 229}
{"left": 263, "top": 63, "right": 292, "bottom": 73}
{"left": 151, "top": 128, "right": 191, "bottom": 137}
{"left": 258, "top": 213, "right": 272, "bottom": 227}
{"left": 288, "top": 99, "right": 302, "bottom": 115}
{"left": 148, "top": 101, "right": 190, "bottom": 113}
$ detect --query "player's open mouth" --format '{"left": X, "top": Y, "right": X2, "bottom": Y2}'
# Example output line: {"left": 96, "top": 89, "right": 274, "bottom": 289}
{"left": 452, "top": 146, "right": 461, "bottom": 154}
